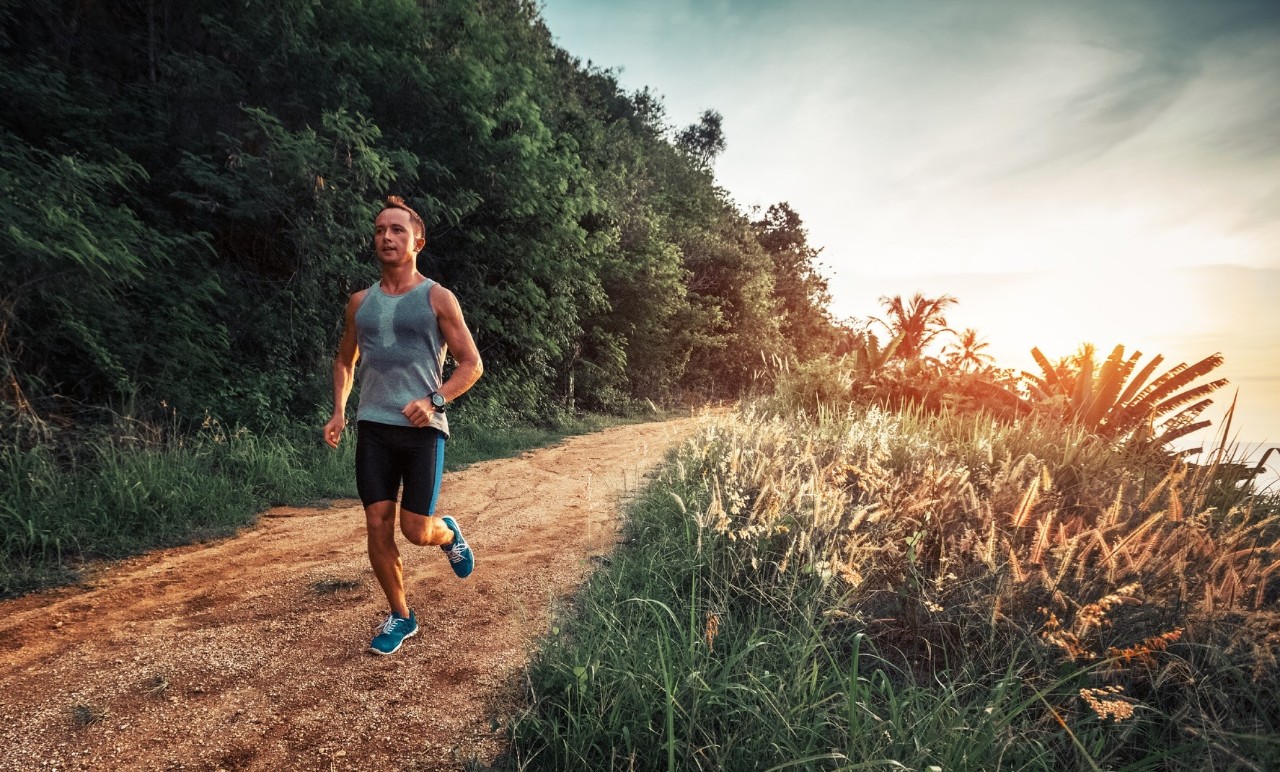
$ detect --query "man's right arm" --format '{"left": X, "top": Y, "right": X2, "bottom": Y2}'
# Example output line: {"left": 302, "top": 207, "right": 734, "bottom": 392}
{"left": 324, "top": 290, "right": 365, "bottom": 448}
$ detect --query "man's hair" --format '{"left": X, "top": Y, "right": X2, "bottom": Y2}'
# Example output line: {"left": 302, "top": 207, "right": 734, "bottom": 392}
{"left": 379, "top": 195, "right": 426, "bottom": 240}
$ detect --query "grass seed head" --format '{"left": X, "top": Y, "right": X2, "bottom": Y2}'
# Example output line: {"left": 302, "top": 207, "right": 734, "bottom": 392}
{"left": 1080, "top": 685, "right": 1137, "bottom": 721}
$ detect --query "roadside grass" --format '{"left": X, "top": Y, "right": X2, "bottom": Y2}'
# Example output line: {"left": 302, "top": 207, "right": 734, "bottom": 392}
{"left": 446, "top": 412, "right": 632, "bottom": 471}
{"left": 0, "top": 410, "right": 653, "bottom": 597}
{"left": 510, "top": 405, "right": 1280, "bottom": 770}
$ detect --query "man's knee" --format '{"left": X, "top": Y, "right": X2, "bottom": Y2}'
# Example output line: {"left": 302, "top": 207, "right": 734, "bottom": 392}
{"left": 365, "top": 501, "right": 397, "bottom": 537}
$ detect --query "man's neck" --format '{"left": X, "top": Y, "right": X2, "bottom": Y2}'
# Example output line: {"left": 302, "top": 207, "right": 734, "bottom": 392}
{"left": 379, "top": 263, "right": 424, "bottom": 295}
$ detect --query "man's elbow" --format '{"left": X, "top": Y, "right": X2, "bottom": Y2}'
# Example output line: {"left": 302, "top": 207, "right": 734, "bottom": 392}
{"left": 471, "top": 356, "right": 484, "bottom": 381}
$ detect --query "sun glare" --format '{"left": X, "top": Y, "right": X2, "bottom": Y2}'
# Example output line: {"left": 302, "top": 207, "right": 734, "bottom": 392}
{"left": 893, "top": 262, "right": 1216, "bottom": 379}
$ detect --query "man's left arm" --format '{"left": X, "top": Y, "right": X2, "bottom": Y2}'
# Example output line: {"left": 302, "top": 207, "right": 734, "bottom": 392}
{"left": 402, "top": 284, "right": 483, "bottom": 427}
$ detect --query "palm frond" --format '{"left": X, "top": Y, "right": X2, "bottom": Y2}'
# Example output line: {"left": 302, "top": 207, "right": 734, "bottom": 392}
{"left": 1159, "top": 398, "right": 1213, "bottom": 431}
{"left": 1030, "top": 347, "right": 1061, "bottom": 394}
{"left": 1070, "top": 347, "right": 1095, "bottom": 419}
{"left": 1115, "top": 353, "right": 1162, "bottom": 407}
{"left": 1127, "top": 354, "right": 1225, "bottom": 418}
{"left": 1152, "top": 380, "right": 1229, "bottom": 419}
{"left": 1155, "top": 419, "right": 1212, "bottom": 447}
{"left": 1082, "top": 345, "right": 1133, "bottom": 431}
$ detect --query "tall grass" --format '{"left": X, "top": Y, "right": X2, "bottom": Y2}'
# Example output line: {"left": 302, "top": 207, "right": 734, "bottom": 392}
{"left": 0, "top": 417, "right": 355, "bottom": 596}
{"left": 511, "top": 405, "right": 1280, "bottom": 769}
{"left": 512, "top": 484, "right": 1066, "bottom": 770}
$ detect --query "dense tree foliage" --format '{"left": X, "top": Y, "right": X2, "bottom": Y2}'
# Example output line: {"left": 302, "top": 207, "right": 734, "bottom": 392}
{"left": 0, "top": 0, "right": 837, "bottom": 432}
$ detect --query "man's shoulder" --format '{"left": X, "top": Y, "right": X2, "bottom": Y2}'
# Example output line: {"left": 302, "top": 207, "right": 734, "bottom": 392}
{"left": 427, "top": 281, "right": 457, "bottom": 305}
{"left": 346, "top": 286, "right": 372, "bottom": 314}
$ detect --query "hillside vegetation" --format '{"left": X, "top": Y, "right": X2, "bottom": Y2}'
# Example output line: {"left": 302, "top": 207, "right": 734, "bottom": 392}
{"left": 1, "top": 0, "right": 834, "bottom": 588}
{"left": 1, "top": 0, "right": 835, "bottom": 431}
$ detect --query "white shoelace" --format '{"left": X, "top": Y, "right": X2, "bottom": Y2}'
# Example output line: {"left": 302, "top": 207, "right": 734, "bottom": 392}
{"left": 375, "top": 614, "right": 409, "bottom": 635}
{"left": 446, "top": 541, "right": 467, "bottom": 563}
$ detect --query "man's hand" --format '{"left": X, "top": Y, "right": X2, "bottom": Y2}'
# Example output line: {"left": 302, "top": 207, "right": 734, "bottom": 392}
{"left": 323, "top": 414, "right": 346, "bottom": 448}
{"left": 402, "top": 398, "right": 436, "bottom": 428}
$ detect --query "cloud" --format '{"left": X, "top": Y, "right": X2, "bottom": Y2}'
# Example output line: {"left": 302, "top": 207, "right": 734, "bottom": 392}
{"left": 1237, "top": 187, "right": 1280, "bottom": 232}
{"left": 964, "top": 1, "right": 1278, "bottom": 181}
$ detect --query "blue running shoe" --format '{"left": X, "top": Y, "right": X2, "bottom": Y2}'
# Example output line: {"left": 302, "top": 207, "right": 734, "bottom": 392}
{"left": 440, "top": 516, "right": 474, "bottom": 578}
{"left": 369, "top": 610, "right": 418, "bottom": 655}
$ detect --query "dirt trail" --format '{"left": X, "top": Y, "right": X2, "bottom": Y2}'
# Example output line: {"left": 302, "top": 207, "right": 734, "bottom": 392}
{"left": 0, "top": 418, "right": 699, "bottom": 771}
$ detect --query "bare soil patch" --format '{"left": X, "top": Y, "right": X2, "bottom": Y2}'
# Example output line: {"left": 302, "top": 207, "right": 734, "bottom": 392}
{"left": 0, "top": 418, "right": 698, "bottom": 771}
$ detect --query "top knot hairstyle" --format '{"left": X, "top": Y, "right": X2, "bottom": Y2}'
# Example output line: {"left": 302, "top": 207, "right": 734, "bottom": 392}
{"left": 380, "top": 195, "right": 426, "bottom": 240}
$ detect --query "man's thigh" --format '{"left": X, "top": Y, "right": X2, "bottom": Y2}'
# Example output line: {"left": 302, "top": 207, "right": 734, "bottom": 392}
{"left": 356, "top": 421, "right": 404, "bottom": 508}
{"left": 397, "top": 427, "right": 446, "bottom": 516}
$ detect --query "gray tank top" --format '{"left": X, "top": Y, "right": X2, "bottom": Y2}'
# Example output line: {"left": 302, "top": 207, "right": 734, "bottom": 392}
{"left": 354, "top": 279, "right": 449, "bottom": 436}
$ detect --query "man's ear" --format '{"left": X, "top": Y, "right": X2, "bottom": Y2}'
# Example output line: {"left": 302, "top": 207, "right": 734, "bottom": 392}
{"left": 415, "top": 235, "right": 426, "bottom": 252}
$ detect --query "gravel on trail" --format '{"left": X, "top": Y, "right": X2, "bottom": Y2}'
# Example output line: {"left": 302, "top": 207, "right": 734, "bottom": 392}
{"left": 0, "top": 417, "right": 699, "bottom": 771}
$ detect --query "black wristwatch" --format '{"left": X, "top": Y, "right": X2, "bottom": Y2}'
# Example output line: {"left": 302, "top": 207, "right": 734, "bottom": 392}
{"left": 429, "top": 392, "right": 447, "bottom": 413}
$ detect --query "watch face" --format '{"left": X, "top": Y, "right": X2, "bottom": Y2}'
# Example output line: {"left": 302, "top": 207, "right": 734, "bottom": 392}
{"left": 431, "top": 393, "right": 446, "bottom": 408}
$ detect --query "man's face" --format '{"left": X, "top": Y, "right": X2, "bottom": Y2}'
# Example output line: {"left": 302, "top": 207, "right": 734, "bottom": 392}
{"left": 373, "top": 208, "right": 425, "bottom": 266}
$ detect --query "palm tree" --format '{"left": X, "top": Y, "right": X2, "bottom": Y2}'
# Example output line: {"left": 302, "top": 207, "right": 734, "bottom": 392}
{"left": 1023, "top": 343, "right": 1228, "bottom": 448}
{"left": 872, "top": 293, "right": 957, "bottom": 361}
{"left": 942, "top": 328, "right": 995, "bottom": 373}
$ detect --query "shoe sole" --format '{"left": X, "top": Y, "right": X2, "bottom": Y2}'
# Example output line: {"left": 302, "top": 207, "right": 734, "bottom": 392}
{"left": 368, "top": 626, "right": 418, "bottom": 656}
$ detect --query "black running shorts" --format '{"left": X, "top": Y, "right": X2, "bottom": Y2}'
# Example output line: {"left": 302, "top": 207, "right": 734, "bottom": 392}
{"left": 355, "top": 421, "right": 446, "bottom": 515}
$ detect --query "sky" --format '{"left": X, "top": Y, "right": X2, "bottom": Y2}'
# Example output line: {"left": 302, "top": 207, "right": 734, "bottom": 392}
{"left": 540, "top": 0, "right": 1280, "bottom": 470}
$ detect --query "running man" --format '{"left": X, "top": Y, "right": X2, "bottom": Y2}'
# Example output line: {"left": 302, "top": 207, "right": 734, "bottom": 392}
{"left": 324, "top": 195, "right": 484, "bottom": 655}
